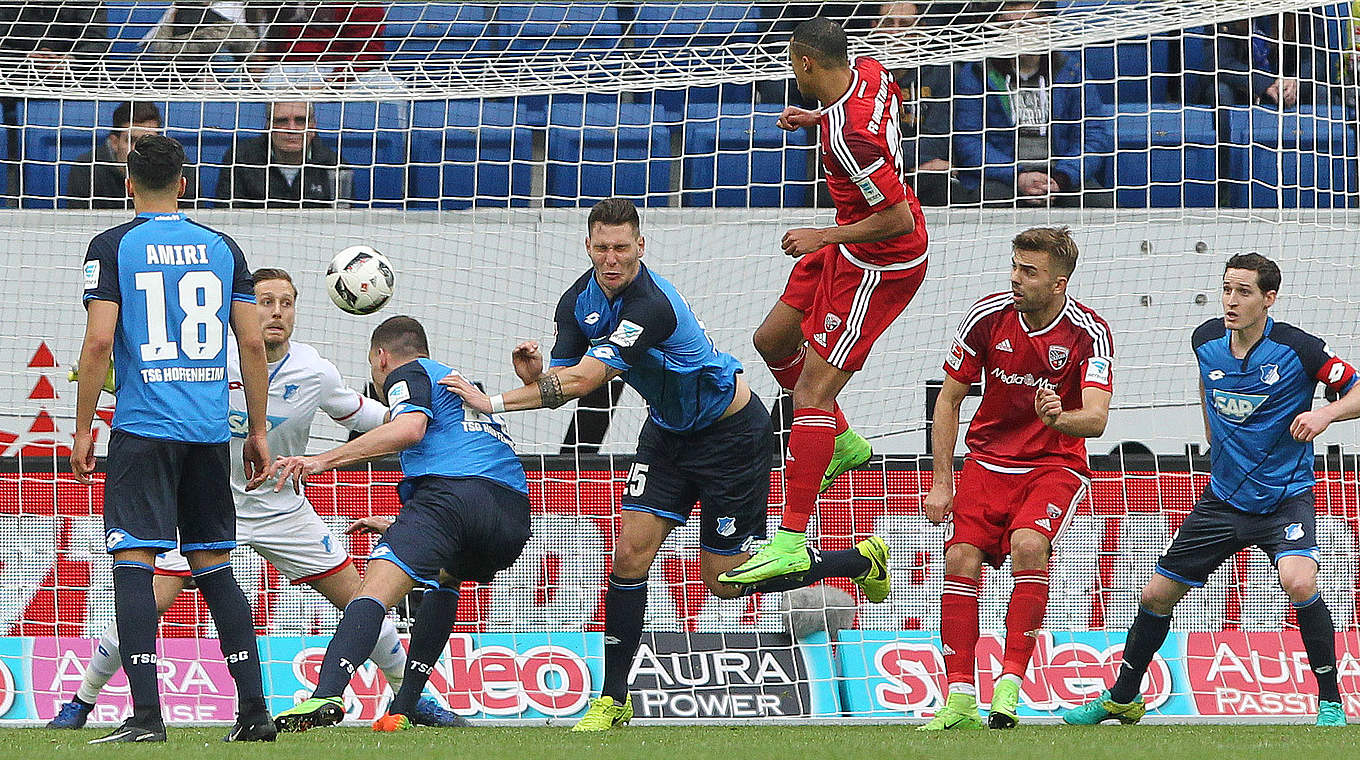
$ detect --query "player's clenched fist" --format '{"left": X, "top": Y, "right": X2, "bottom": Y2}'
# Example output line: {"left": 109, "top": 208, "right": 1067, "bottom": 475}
{"left": 1290, "top": 408, "right": 1335, "bottom": 442}
{"left": 512, "top": 341, "right": 544, "bottom": 384}
{"left": 782, "top": 227, "right": 826, "bottom": 257}
{"left": 1035, "top": 387, "right": 1064, "bottom": 427}
{"left": 923, "top": 482, "right": 954, "bottom": 524}
{"left": 775, "top": 105, "right": 820, "bottom": 131}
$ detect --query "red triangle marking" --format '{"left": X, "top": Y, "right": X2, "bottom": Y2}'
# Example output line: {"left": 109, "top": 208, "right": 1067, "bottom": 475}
{"left": 29, "top": 410, "right": 57, "bottom": 434}
{"left": 28, "top": 376, "right": 57, "bottom": 400}
{"left": 28, "top": 342, "right": 57, "bottom": 368}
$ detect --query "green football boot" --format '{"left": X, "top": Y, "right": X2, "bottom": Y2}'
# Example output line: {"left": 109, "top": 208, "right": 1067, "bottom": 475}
{"left": 570, "top": 695, "right": 633, "bottom": 732}
{"left": 718, "top": 530, "right": 811, "bottom": 585}
{"left": 1317, "top": 700, "right": 1347, "bottom": 726}
{"left": 988, "top": 678, "right": 1021, "bottom": 728}
{"left": 1062, "top": 689, "right": 1146, "bottom": 725}
{"left": 852, "top": 535, "right": 890, "bottom": 603}
{"left": 273, "top": 696, "right": 345, "bottom": 733}
{"left": 821, "top": 428, "right": 873, "bottom": 493}
{"left": 917, "top": 692, "right": 985, "bottom": 731}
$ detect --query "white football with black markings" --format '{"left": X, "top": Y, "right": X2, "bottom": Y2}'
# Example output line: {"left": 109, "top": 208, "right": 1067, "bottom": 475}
{"left": 326, "top": 245, "right": 394, "bottom": 315}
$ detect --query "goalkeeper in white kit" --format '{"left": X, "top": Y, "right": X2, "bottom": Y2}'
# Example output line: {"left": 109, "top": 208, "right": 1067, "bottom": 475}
{"left": 50, "top": 268, "right": 466, "bottom": 729}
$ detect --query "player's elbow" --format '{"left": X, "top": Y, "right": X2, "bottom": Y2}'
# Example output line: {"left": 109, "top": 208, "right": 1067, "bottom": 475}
{"left": 1083, "top": 409, "right": 1110, "bottom": 438}
{"left": 82, "top": 333, "right": 115, "bottom": 357}
{"left": 884, "top": 201, "right": 915, "bottom": 237}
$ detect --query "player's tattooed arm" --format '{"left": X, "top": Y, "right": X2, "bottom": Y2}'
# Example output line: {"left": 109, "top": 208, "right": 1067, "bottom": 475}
{"left": 538, "top": 373, "right": 567, "bottom": 409}
{"left": 442, "top": 355, "right": 620, "bottom": 414}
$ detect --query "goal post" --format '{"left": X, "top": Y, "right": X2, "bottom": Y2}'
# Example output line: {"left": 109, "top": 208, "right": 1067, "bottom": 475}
{"left": 0, "top": 0, "right": 1359, "bottom": 725}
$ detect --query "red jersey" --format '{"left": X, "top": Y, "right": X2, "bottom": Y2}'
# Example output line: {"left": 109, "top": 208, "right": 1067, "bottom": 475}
{"left": 818, "top": 56, "right": 929, "bottom": 269}
{"left": 943, "top": 293, "right": 1115, "bottom": 473}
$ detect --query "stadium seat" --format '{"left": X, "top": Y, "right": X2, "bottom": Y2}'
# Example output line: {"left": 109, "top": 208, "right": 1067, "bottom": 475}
{"left": 680, "top": 101, "right": 814, "bottom": 208}
{"left": 311, "top": 102, "right": 410, "bottom": 206}
{"left": 21, "top": 101, "right": 104, "bottom": 208}
{"left": 167, "top": 102, "right": 267, "bottom": 203}
{"left": 544, "top": 96, "right": 677, "bottom": 207}
{"left": 105, "top": 1, "right": 170, "bottom": 54}
{"left": 492, "top": 3, "right": 624, "bottom": 53}
{"left": 386, "top": 3, "right": 501, "bottom": 61}
{"left": 631, "top": 3, "right": 765, "bottom": 49}
{"left": 1112, "top": 105, "right": 1217, "bottom": 208}
{"left": 408, "top": 99, "right": 534, "bottom": 209}
{"left": 1224, "top": 105, "right": 1360, "bottom": 209}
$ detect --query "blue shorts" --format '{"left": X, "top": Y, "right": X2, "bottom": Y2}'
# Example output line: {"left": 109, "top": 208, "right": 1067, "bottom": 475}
{"left": 102, "top": 430, "right": 235, "bottom": 554}
{"left": 1156, "top": 487, "right": 1318, "bottom": 588}
{"left": 622, "top": 394, "right": 773, "bottom": 556}
{"left": 375, "top": 475, "right": 531, "bottom": 587}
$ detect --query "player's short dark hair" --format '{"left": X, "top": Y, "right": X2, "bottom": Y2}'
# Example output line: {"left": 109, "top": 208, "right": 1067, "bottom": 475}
{"left": 126, "top": 134, "right": 185, "bottom": 192}
{"left": 1012, "top": 226, "right": 1079, "bottom": 278}
{"left": 252, "top": 267, "right": 297, "bottom": 297}
{"left": 790, "top": 17, "right": 849, "bottom": 66}
{"left": 587, "top": 197, "right": 641, "bottom": 235}
{"left": 112, "top": 101, "right": 162, "bottom": 130}
{"left": 371, "top": 315, "right": 430, "bottom": 357}
{"left": 1225, "top": 252, "right": 1281, "bottom": 293}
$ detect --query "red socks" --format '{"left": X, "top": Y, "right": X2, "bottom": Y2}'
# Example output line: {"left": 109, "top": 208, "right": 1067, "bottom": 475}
{"left": 780, "top": 407, "right": 837, "bottom": 533}
{"left": 767, "top": 347, "right": 848, "bottom": 434}
{"left": 1002, "top": 570, "right": 1050, "bottom": 677}
{"left": 941, "top": 574, "right": 980, "bottom": 690}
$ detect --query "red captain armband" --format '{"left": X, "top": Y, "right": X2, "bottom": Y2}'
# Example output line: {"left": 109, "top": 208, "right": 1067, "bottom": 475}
{"left": 1316, "top": 354, "right": 1357, "bottom": 392}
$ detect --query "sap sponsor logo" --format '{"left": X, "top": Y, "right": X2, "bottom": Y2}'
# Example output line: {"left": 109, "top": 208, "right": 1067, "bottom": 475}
{"left": 1211, "top": 389, "right": 1268, "bottom": 423}
{"left": 227, "top": 411, "right": 285, "bottom": 438}
{"left": 989, "top": 366, "right": 1055, "bottom": 391}
{"left": 1260, "top": 363, "right": 1281, "bottom": 385}
{"left": 1048, "top": 345, "right": 1070, "bottom": 371}
{"left": 946, "top": 340, "right": 965, "bottom": 371}
{"left": 870, "top": 634, "right": 1173, "bottom": 713}
{"left": 609, "top": 320, "right": 645, "bottom": 348}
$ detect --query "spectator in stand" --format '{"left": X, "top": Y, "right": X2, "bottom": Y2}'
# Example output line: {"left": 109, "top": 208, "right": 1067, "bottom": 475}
{"left": 214, "top": 101, "right": 350, "bottom": 208}
{"left": 142, "top": 1, "right": 260, "bottom": 78}
{"left": 247, "top": 2, "right": 394, "bottom": 88}
{"left": 0, "top": 2, "right": 110, "bottom": 60}
{"left": 67, "top": 101, "right": 201, "bottom": 210}
{"left": 1215, "top": 16, "right": 1299, "bottom": 109}
{"left": 877, "top": 2, "right": 956, "bottom": 207}
{"left": 951, "top": 0, "right": 1113, "bottom": 207}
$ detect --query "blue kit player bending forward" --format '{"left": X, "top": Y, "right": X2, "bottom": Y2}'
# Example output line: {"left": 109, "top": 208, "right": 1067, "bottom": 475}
{"left": 73, "top": 135, "right": 275, "bottom": 743}
{"left": 271, "top": 315, "right": 530, "bottom": 733}
{"left": 444, "top": 198, "right": 890, "bottom": 732}
{"left": 1065, "top": 253, "right": 1360, "bottom": 727}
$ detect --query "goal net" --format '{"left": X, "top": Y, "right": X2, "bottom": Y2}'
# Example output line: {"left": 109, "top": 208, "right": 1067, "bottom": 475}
{"left": 0, "top": 0, "right": 1358, "bottom": 725}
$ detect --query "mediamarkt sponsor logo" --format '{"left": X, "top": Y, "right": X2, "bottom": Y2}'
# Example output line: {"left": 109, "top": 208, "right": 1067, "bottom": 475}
{"left": 872, "top": 633, "right": 1173, "bottom": 713}
{"left": 989, "top": 366, "right": 1055, "bottom": 390}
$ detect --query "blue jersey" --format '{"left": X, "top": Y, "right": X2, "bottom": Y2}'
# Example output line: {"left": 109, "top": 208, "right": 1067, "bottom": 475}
{"left": 1194, "top": 317, "right": 1358, "bottom": 514}
{"left": 82, "top": 212, "right": 255, "bottom": 443}
{"left": 383, "top": 358, "right": 527, "bottom": 494}
{"left": 550, "top": 264, "right": 743, "bottom": 433}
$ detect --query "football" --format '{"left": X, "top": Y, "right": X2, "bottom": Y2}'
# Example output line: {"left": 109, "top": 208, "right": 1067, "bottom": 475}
{"left": 326, "top": 245, "right": 394, "bottom": 315}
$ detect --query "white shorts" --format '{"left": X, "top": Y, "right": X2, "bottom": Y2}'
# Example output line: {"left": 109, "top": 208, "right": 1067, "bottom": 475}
{"left": 155, "top": 504, "right": 351, "bottom": 584}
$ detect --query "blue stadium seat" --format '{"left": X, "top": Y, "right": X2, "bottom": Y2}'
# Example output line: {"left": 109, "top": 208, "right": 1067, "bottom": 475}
{"left": 21, "top": 101, "right": 103, "bottom": 208}
{"left": 543, "top": 96, "right": 677, "bottom": 207}
{"left": 1112, "top": 106, "right": 1217, "bottom": 208}
{"left": 408, "top": 99, "right": 533, "bottom": 209}
{"left": 1224, "top": 105, "right": 1359, "bottom": 208}
{"left": 312, "top": 102, "right": 410, "bottom": 206}
{"left": 105, "top": 1, "right": 171, "bottom": 54}
{"left": 386, "top": 3, "right": 500, "bottom": 61}
{"left": 681, "top": 101, "right": 814, "bottom": 208}
{"left": 632, "top": 3, "right": 764, "bottom": 49}
{"left": 167, "top": 102, "right": 267, "bottom": 203}
{"left": 493, "top": 3, "right": 623, "bottom": 53}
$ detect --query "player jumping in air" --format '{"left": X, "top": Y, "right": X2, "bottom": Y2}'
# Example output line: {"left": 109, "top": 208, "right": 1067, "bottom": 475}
{"left": 1065, "top": 253, "right": 1360, "bottom": 728}
{"left": 51, "top": 269, "right": 464, "bottom": 730}
{"left": 272, "top": 316, "right": 530, "bottom": 733}
{"left": 921, "top": 227, "right": 1114, "bottom": 730}
{"left": 73, "top": 135, "right": 273, "bottom": 743}
{"left": 721, "top": 17, "right": 929, "bottom": 585}
{"left": 443, "top": 198, "right": 890, "bottom": 732}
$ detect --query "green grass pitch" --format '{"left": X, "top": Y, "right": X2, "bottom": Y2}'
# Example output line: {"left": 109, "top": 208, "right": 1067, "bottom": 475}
{"left": 6, "top": 725, "right": 1356, "bottom": 760}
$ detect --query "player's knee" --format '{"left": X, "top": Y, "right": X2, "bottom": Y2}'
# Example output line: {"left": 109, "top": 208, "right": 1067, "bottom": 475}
{"left": 1138, "top": 583, "right": 1179, "bottom": 616}
{"left": 753, "top": 322, "right": 796, "bottom": 364}
{"left": 1008, "top": 532, "right": 1051, "bottom": 570}
{"left": 943, "top": 545, "right": 984, "bottom": 579}
{"left": 1279, "top": 569, "right": 1318, "bottom": 602}
{"left": 611, "top": 539, "right": 656, "bottom": 579}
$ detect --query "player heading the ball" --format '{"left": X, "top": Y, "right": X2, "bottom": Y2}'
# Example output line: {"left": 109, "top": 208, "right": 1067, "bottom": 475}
{"left": 922, "top": 226, "right": 1113, "bottom": 730}
{"left": 1065, "top": 253, "right": 1360, "bottom": 728}
{"left": 443, "top": 198, "right": 890, "bottom": 732}
{"left": 721, "top": 17, "right": 930, "bottom": 587}
{"left": 272, "top": 315, "right": 530, "bottom": 733}
{"left": 75, "top": 134, "right": 274, "bottom": 743}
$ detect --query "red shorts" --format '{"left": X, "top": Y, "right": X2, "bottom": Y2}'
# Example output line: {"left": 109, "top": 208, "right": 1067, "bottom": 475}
{"left": 945, "top": 459, "right": 1090, "bottom": 566}
{"left": 779, "top": 244, "right": 927, "bottom": 372}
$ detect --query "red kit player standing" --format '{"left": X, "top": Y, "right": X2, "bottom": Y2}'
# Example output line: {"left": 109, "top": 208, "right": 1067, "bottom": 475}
{"left": 722, "top": 17, "right": 929, "bottom": 586}
{"left": 921, "top": 227, "right": 1114, "bottom": 730}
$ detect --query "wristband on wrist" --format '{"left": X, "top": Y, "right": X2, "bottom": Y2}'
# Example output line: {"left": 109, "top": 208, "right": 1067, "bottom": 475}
{"left": 489, "top": 394, "right": 506, "bottom": 414}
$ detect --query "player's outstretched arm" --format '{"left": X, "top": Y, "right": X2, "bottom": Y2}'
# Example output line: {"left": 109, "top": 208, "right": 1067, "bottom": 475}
{"left": 776, "top": 106, "right": 820, "bottom": 131}
{"left": 1035, "top": 386, "right": 1112, "bottom": 438}
{"left": 1291, "top": 379, "right": 1360, "bottom": 442}
{"left": 925, "top": 376, "right": 970, "bottom": 524}
{"left": 72, "top": 300, "right": 118, "bottom": 484}
{"left": 273, "top": 412, "right": 427, "bottom": 493}
{"left": 782, "top": 201, "right": 916, "bottom": 257}
{"left": 442, "top": 356, "right": 621, "bottom": 414}
{"left": 231, "top": 300, "right": 272, "bottom": 489}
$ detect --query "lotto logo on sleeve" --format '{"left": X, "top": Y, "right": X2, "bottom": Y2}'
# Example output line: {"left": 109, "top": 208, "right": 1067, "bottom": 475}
{"left": 609, "top": 320, "right": 645, "bottom": 348}
{"left": 84, "top": 261, "right": 100, "bottom": 289}
{"left": 1084, "top": 357, "right": 1112, "bottom": 385}
{"left": 386, "top": 381, "right": 410, "bottom": 406}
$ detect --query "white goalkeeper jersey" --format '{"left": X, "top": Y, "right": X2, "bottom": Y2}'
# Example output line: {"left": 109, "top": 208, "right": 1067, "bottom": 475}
{"left": 227, "top": 339, "right": 387, "bottom": 518}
